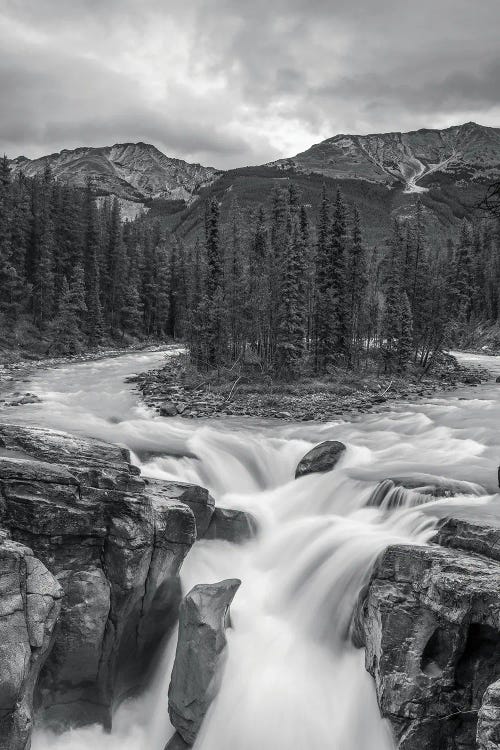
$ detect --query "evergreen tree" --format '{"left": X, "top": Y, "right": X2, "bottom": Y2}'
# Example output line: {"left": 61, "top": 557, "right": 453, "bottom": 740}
{"left": 314, "top": 185, "right": 332, "bottom": 372}
{"left": 346, "top": 205, "right": 367, "bottom": 363}
{"left": 276, "top": 221, "right": 308, "bottom": 378}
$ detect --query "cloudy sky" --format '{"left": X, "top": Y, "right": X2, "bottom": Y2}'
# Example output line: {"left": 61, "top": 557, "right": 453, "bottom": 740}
{"left": 1, "top": 0, "right": 500, "bottom": 168}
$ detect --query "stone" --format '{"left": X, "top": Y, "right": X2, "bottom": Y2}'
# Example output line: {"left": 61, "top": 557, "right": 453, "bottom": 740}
{"left": 433, "top": 509, "right": 500, "bottom": 562}
{"left": 146, "top": 477, "right": 215, "bottom": 537}
{"left": 168, "top": 579, "right": 241, "bottom": 745}
{"left": 0, "top": 536, "right": 62, "bottom": 750}
{"left": 203, "top": 507, "right": 258, "bottom": 543}
{"left": 0, "top": 423, "right": 198, "bottom": 734}
{"left": 295, "top": 440, "right": 346, "bottom": 479}
{"left": 160, "top": 401, "right": 178, "bottom": 417}
{"left": 478, "top": 679, "right": 500, "bottom": 749}
{"left": 354, "top": 541, "right": 500, "bottom": 750}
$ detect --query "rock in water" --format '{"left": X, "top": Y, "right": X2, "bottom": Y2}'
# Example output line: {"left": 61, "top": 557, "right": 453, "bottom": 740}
{"left": 355, "top": 538, "right": 500, "bottom": 749}
{"left": 203, "top": 507, "right": 258, "bottom": 543}
{"left": 0, "top": 535, "right": 62, "bottom": 750}
{"left": 0, "top": 423, "right": 197, "bottom": 734}
{"left": 146, "top": 477, "right": 215, "bottom": 537}
{"left": 168, "top": 578, "right": 241, "bottom": 745}
{"left": 295, "top": 440, "right": 346, "bottom": 478}
{"left": 478, "top": 679, "right": 500, "bottom": 749}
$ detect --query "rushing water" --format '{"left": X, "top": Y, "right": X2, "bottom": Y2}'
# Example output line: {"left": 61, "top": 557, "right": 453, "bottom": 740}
{"left": 2, "top": 347, "right": 500, "bottom": 750}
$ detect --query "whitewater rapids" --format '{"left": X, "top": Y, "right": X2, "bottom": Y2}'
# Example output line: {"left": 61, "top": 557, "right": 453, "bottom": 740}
{"left": 2, "top": 347, "right": 499, "bottom": 750}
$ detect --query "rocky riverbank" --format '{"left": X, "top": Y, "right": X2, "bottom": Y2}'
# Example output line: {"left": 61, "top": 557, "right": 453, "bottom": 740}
{"left": 353, "top": 505, "right": 500, "bottom": 750}
{"left": 134, "top": 352, "right": 491, "bottom": 421}
{"left": 0, "top": 422, "right": 256, "bottom": 749}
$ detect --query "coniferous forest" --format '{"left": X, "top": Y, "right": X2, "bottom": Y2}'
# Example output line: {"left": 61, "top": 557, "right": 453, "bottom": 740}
{"left": 1, "top": 154, "right": 499, "bottom": 377}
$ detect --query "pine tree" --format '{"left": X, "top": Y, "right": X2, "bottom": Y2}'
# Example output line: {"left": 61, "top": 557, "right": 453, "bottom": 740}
{"left": 50, "top": 265, "right": 87, "bottom": 354}
{"left": 346, "top": 205, "right": 367, "bottom": 364}
{"left": 397, "top": 292, "right": 414, "bottom": 373}
{"left": 329, "top": 189, "right": 349, "bottom": 361}
{"left": 201, "top": 198, "right": 226, "bottom": 369}
{"left": 0, "top": 156, "right": 21, "bottom": 322}
{"left": 33, "top": 217, "right": 55, "bottom": 329}
{"left": 275, "top": 221, "right": 308, "bottom": 378}
{"left": 83, "top": 181, "right": 103, "bottom": 344}
{"left": 383, "top": 223, "right": 404, "bottom": 372}
{"left": 314, "top": 185, "right": 332, "bottom": 372}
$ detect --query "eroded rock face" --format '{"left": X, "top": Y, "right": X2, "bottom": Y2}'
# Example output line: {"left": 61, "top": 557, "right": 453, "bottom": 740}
{"left": 203, "top": 507, "right": 258, "bottom": 543}
{"left": 168, "top": 578, "right": 241, "bottom": 745}
{"left": 147, "top": 477, "right": 215, "bottom": 537}
{"left": 295, "top": 440, "right": 346, "bottom": 479}
{"left": 478, "top": 679, "right": 500, "bottom": 749}
{"left": 0, "top": 534, "right": 62, "bottom": 750}
{"left": 0, "top": 424, "right": 197, "bottom": 733}
{"left": 355, "top": 537, "right": 500, "bottom": 749}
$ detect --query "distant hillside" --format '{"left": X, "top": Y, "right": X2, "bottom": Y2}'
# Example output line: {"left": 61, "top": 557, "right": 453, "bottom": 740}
{"left": 169, "top": 123, "right": 498, "bottom": 248}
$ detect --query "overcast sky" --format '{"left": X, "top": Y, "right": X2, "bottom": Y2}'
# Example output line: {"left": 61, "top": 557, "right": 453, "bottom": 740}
{"left": 1, "top": 0, "right": 500, "bottom": 168}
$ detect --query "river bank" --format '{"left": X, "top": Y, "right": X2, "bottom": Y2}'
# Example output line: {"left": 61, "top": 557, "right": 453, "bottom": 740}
{"left": 134, "top": 351, "right": 491, "bottom": 421}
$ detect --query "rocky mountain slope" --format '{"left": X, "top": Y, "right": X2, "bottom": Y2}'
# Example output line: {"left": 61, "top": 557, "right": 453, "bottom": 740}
{"left": 270, "top": 122, "right": 500, "bottom": 194}
{"left": 8, "top": 122, "right": 498, "bottom": 240}
{"left": 9, "top": 142, "right": 220, "bottom": 214}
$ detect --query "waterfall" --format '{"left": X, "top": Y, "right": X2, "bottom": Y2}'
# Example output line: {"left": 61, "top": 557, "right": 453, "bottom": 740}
{"left": 4, "top": 348, "right": 495, "bottom": 750}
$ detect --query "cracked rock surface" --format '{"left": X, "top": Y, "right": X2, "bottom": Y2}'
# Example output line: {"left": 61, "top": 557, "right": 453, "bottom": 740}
{"left": 0, "top": 423, "right": 199, "bottom": 737}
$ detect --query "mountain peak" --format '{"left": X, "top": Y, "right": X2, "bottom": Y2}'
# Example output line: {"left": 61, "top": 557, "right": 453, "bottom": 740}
{"left": 9, "top": 142, "right": 221, "bottom": 208}
{"left": 270, "top": 121, "right": 500, "bottom": 193}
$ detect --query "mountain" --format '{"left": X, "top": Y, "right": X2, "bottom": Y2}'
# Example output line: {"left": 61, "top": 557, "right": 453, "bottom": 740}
{"left": 269, "top": 122, "right": 500, "bottom": 193}
{"left": 8, "top": 122, "right": 498, "bottom": 240}
{"left": 9, "top": 142, "right": 221, "bottom": 217}
{"left": 167, "top": 122, "right": 499, "bottom": 249}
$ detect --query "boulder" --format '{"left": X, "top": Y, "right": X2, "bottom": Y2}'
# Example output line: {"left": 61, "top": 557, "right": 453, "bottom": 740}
{"left": 147, "top": 477, "right": 215, "bottom": 537}
{"left": 0, "top": 535, "right": 62, "bottom": 750}
{"left": 434, "top": 510, "right": 500, "bottom": 562}
{"left": 0, "top": 423, "right": 197, "bottom": 734}
{"left": 160, "top": 401, "right": 178, "bottom": 417}
{"left": 168, "top": 578, "right": 241, "bottom": 745}
{"left": 354, "top": 539, "right": 500, "bottom": 749}
{"left": 295, "top": 440, "right": 346, "bottom": 479}
{"left": 203, "top": 507, "right": 258, "bottom": 543}
{"left": 478, "top": 679, "right": 500, "bottom": 749}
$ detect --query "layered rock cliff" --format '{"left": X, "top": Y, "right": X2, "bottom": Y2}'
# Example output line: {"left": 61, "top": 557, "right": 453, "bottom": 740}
{"left": 0, "top": 423, "right": 203, "bottom": 745}
{"left": 354, "top": 506, "right": 500, "bottom": 749}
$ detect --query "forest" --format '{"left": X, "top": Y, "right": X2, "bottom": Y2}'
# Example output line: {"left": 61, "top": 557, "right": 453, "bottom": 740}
{"left": 0, "top": 154, "right": 498, "bottom": 377}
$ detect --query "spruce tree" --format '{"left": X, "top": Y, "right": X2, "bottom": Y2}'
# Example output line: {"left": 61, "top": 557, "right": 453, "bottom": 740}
{"left": 276, "top": 221, "right": 308, "bottom": 378}
{"left": 329, "top": 189, "right": 349, "bottom": 362}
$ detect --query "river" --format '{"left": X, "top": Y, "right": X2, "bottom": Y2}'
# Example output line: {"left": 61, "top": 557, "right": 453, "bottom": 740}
{"left": 2, "top": 347, "right": 499, "bottom": 750}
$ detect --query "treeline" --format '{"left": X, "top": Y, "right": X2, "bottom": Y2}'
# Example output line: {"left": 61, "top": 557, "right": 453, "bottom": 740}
{"left": 0, "top": 156, "right": 180, "bottom": 353}
{"left": 187, "top": 186, "right": 500, "bottom": 377}
{"left": 1, "top": 152, "right": 499, "bottom": 374}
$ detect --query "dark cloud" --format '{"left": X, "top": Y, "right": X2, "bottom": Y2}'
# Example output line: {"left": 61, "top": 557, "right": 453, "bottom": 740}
{"left": 1, "top": 0, "right": 500, "bottom": 167}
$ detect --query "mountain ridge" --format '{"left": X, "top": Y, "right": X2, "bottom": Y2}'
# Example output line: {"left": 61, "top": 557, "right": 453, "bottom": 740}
{"left": 9, "top": 142, "right": 222, "bottom": 213}
{"left": 269, "top": 121, "right": 500, "bottom": 193}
